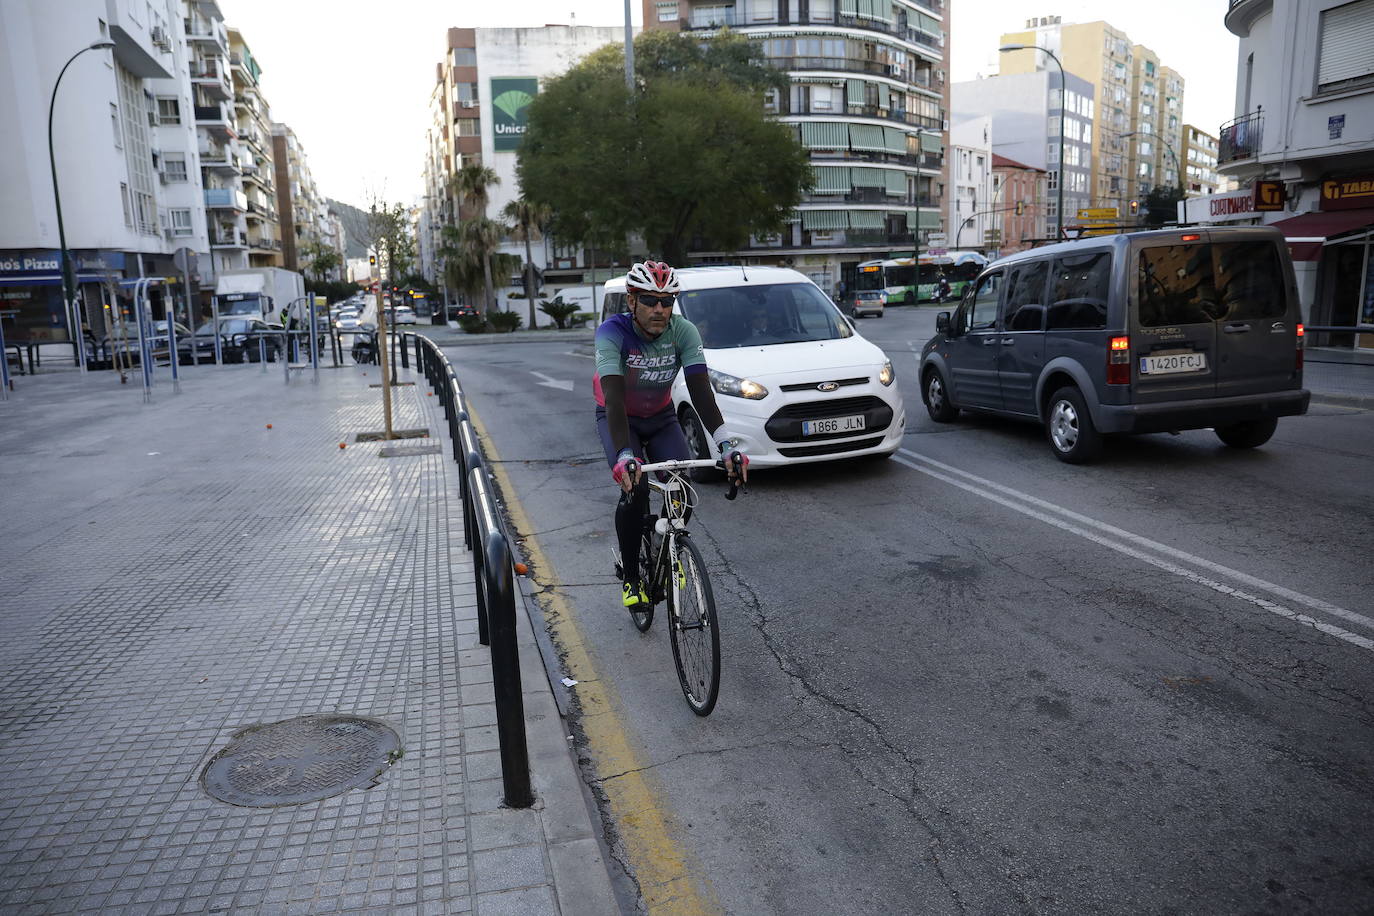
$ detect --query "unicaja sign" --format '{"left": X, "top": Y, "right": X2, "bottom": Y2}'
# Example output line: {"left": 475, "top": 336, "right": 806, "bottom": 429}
{"left": 491, "top": 77, "right": 538, "bottom": 151}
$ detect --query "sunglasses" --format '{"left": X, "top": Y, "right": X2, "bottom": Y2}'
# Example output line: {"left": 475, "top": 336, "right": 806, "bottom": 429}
{"left": 635, "top": 295, "right": 675, "bottom": 311}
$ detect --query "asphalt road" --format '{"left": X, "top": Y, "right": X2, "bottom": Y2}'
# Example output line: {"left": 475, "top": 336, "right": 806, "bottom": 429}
{"left": 439, "top": 310, "right": 1374, "bottom": 915}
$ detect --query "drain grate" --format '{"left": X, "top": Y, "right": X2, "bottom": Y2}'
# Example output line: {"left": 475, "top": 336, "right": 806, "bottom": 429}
{"left": 201, "top": 715, "right": 402, "bottom": 807}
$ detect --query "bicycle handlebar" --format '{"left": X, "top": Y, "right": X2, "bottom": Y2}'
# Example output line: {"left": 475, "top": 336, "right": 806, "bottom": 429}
{"left": 631, "top": 454, "right": 748, "bottom": 500}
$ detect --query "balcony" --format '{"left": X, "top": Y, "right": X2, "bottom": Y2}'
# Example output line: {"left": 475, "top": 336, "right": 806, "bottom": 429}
{"left": 1224, "top": 0, "right": 1272, "bottom": 38}
{"left": 1218, "top": 111, "right": 1263, "bottom": 167}
{"left": 184, "top": 16, "right": 228, "bottom": 50}
{"left": 191, "top": 58, "right": 231, "bottom": 100}
{"left": 204, "top": 188, "right": 248, "bottom": 210}
{"left": 197, "top": 140, "right": 239, "bottom": 173}
{"left": 194, "top": 103, "right": 235, "bottom": 139}
{"left": 211, "top": 229, "right": 247, "bottom": 248}
{"left": 248, "top": 236, "right": 282, "bottom": 251}
{"left": 683, "top": 10, "right": 944, "bottom": 57}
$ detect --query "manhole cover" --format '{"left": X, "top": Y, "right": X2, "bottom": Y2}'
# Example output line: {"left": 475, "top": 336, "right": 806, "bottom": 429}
{"left": 201, "top": 715, "right": 402, "bottom": 807}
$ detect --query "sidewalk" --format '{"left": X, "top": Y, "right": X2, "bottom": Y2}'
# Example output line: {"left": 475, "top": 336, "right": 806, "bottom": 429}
{"left": 1304, "top": 346, "right": 1374, "bottom": 408}
{"left": 0, "top": 362, "right": 618, "bottom": 914}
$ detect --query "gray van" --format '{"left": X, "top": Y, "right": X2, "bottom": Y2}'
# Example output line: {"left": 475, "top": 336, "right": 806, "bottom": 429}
{"left": 919, "top": 226, "right": 1310, "bottom": 463}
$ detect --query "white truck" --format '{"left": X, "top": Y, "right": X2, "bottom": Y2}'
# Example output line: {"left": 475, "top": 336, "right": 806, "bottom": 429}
{"left": 213, "top": 268, "right": 307, "bottom": 325}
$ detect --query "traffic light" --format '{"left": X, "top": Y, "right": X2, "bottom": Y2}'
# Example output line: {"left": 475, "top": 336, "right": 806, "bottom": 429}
{"left": 369, "top": 254, "right": 376, "bottom": 267}
{"left": 1129, "top": 199, "right": 1139, "bottom": 215}
{"left": 1015, "top": 201, "right": 1025, "bottom": 216}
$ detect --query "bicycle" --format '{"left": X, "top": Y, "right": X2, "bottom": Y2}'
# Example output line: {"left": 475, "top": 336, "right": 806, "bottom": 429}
{"left": 613, "top": 456, "right": 744, "bottom": 716}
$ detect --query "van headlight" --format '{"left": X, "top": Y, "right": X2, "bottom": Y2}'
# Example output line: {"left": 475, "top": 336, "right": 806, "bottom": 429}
{"left": 878, "top": 359, "right": 895, "bottom": 386}
{"left": 709, "top": 368, "right": 768, "bottom": 399}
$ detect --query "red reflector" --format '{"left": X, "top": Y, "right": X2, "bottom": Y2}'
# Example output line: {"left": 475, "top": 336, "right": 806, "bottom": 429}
{"left": 1297, "top": 322, "right": 1305, "bottom": 337}
{"left": 1180, "top": 233, "right": 1201, "bottom": 242}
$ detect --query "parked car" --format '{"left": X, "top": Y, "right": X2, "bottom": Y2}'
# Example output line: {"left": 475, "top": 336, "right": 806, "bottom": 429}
{"left": 918, "top": 226, "right": 1310, "bottom": 463}
{"left": 191, "top": 317, "right": 283, "bottom": 363}
{"left": 391, "top": 306, "right": 417, "bottom": 325}
{"left": 100, "top": 320, "right": 192, "bottom": 366}
{"left": 599, "top": 266, "right": 904, "bottom": 471}
{"left": 446, "top": 305, "right": 478, "bottom": 321}
{"left": 849, "top": 289, "right": 887, "bottom": 319}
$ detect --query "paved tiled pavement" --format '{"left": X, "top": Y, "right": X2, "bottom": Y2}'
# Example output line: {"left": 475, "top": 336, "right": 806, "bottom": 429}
{"left": 0, "top": 362, "right": 616, "bottom": 915}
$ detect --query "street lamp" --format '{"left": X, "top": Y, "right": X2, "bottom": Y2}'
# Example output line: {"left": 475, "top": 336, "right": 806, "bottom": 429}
{"left": 49, "top": 38, "right": 115, "bottom": 373}
{"left": 1121, "top": 130, "right": 1183, "bottom": 196}
{"left": 999, "top": 43, "right": 1066, "bottom": 240}
{"left": 910, "top": 125, "right": 935, "bottom": 299}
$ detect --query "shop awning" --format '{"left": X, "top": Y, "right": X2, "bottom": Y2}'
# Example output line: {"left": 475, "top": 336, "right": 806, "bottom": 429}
{"left": 1268, "top": 207, "right": 1374, "bottom": 260}
{"left": 802, "top": 210, "right": 849, "bottom": 231}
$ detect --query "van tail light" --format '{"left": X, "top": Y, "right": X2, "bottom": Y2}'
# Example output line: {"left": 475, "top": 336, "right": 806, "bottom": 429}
{"left": 1296, "top": 322, "right": 1304, "bottom": 372}
{"left": 1107, "top": 335, "right": 1131, "bottom": 385}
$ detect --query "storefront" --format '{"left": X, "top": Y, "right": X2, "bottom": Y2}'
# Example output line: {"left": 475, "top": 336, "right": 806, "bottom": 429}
{"left": 0, "top": 249, "right": 126, "bottom": 344}
{"left": 1270, "top": 175, "right": 1374, "bottom": 350}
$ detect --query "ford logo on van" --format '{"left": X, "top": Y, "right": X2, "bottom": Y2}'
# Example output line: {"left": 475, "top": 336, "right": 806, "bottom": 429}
{"left": 817, "top": 381, "right": 839, "bottom": 392}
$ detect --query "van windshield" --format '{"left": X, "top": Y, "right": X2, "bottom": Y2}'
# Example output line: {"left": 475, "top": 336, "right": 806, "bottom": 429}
{"left": 1138, "top": 240, "right": 1284, "bottom": 327}
{"left": 677, "top": 282, "right": 853, "bottom": 348}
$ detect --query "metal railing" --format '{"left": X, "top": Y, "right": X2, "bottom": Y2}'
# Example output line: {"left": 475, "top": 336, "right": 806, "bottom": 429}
{"left": 411, "top": 333, "right": 534, "bottom": 809}
{"left": 1219, "top": 111, "right": 1263, "bottom": 165}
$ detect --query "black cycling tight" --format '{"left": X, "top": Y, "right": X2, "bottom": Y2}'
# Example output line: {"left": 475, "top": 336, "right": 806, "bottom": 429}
{"left": 616, "top": 479, "right": 650, "bottom": 584}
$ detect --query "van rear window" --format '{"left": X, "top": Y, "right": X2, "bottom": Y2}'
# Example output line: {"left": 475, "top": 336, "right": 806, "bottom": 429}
{"left": 1138, "top": 241, "right": 1285, "bottom": 327}
{"left": 1047, "top": 251, "right": 1111, "bottom": 330}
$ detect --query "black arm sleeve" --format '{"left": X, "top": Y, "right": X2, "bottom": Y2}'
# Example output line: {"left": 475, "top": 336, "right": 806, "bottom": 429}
{"left": 684, "top": 372, "right": 726, "bottom": 438}
{"left": 600, "top": 375, "right": 633, "bottom": 456}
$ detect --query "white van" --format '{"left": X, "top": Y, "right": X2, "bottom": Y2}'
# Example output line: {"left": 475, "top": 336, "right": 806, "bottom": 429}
{"left": 600, "top": 266, "right": 905, "bottom": 468}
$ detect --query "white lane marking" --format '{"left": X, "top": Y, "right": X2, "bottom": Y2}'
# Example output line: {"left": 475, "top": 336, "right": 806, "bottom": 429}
{"left": 564, "top": 351, "right": 594, "bottom": 360}
{"left": 531, "top": 371, "right": 574, "bottom": 391}
{"left": 899, "top": 448, "right": 1374, "bottom": 636}
{"left": 891, "top": 453, "right": 1374, "bottom": 654}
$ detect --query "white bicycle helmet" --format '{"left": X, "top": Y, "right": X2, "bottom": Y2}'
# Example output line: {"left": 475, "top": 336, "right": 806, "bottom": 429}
{"left": 625, "top": 260, "right": 680, "bottom": 295}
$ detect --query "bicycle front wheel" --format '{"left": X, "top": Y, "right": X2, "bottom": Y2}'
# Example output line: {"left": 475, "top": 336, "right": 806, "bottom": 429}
{"left": 667, "top": 534, "right": 721, "bottom": 716}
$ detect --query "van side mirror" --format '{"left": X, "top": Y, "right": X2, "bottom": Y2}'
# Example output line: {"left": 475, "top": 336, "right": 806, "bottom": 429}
{"left": 936, "top": 311, "right": 951, "bottom": 334}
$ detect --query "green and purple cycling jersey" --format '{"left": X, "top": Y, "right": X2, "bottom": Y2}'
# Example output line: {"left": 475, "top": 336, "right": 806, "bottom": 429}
{"left": 593, "top": 313, "right": 707, "bottom": 417}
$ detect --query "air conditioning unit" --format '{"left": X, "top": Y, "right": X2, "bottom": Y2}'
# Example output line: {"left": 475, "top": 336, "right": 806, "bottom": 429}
{"left": 151, "top": 26, "right": 170, "bottom": 51}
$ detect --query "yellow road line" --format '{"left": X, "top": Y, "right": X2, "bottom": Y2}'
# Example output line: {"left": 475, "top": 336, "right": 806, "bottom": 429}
{"left": 468, "top": 407, "right": 718, "bottom": 915}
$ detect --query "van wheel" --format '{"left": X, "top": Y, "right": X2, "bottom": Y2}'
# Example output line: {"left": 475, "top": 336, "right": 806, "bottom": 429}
{"left": 678, "top": 407, "right": 719, "bottom": 482}
{"left": 1215, "top": 418, "right": 1277, "bottom": 449}
{"left": 923, "top": 368, "right": 959, "bottom": 423}
{"left": 1045, "top": 386, "right": 1103, "bottom": 464}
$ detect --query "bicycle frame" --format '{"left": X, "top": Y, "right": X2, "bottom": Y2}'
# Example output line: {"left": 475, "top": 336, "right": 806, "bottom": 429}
{"left": 637, "top": 459, "right": 714, "bottom": 621}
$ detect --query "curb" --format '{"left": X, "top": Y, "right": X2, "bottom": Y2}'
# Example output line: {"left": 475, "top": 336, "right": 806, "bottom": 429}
{"left": 413, "top": 327, "right": 595, "bottom": 348}
{"left": 1309, "top": 392, "right": 1374, "bottom": 409}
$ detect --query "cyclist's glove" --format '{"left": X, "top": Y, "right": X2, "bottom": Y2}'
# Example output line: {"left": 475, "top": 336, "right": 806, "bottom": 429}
{"left": 715, "top": 436, "right": 748, "bottom": 476}
{"left": 612, "top": 449, "right": 641, "bottom": 486}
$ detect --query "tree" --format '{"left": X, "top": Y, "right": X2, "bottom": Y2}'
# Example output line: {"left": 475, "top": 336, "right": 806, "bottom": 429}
{"left": 517, "top": 30, "right": 809, "bottom": 263}
{"left": 450, "top": 164, "right": 501, "bottom": 315}
{"left": 439, "top": 225, "right": 485, "bottom": 307}
{"left": 502, "top": 197, "right": 552, "bottom": 328}
{"left": 458, "top": 217, "right": 507, "bottom": 316}
{"left": 300, "top": 239, "right": 341, "bottom": 287}
{"left": 1143, "top": 185, "right": 1186, "bottom": 228}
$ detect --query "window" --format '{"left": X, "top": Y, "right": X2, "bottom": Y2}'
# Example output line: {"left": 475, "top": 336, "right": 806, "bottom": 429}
{"left": 966, "top": 272, "right": 1002, "bottom": 331}
{"left": 452, "top": 48, "right": 476, "bottom": 66}
{"left": 1318, "top": 0, "right": 1374, "bottom": 91}
{"left": 1003, "top": 261, "right": 1047, "bottom": 331}
{"left": 111, "top": 103, "right": 122, "bottom": 148}
{"left": 120, "top": 182, "right": 133, "bottom": 227}
{"left": 1047, "top": 251, "right": 1110, "bottom": 330}
{"left": 455, "top": 82, "right": 478, "bottom": 102}
{"left": 656, "top": 1, "right": 679, "bottom": 21}
{"left": 170, "top": 208, "right": 193, "bottom": 236}
{"left": 811, "top": 85, "right": 835, "bottom": 111}
{"left": 162, "top": 152, "right": 187, "bottom": 182}
{"left": 1047, "top": 170, "right": 1058, "bottom": 190}
{"left": 455, "top": 118, "right": 479, "bottom": 136}
{"left": 156, "top": 96, "right": 180, "bottom": 125}
{"left": 751, "top": 0, "right": 777, "bottom": 20}
{"left": 1214, "top": 242, "right": 1285, "bottom": 320}
{"left": 1138, "top": 245, "right": 1223, "bottom": 326}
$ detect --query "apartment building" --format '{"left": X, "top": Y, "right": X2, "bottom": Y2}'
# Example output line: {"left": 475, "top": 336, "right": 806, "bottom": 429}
{"left": 998, "top": 17, "right": 1186, "bottom": 218}
{"left": 951, "top": 69, "right": 1094, "bottom": 235}
{"left": 646, "top": 0, "right": 950, "bottom": 294}
{"left": 271, "top": 123, "right": 328, "bottom": 274}
{"left": 990, "top": 153, "right": 1047, "bottom": 255}
{"left": 187, "top": 0, "right": 247, "bottom": 275}
{"left": 418, "top": 25, "right": 628, "bottom": 301}
{"left": 946, "top": 117, "right": 992, "bottom": 251}
{"left": 228, "top": 28, "right": 281, "bottom": 268}
{"left": 1180, "top": 124, "right": 1219, "bottom": 196}
{"left": 0, "top": 0, "right": 209, "bottom": 345}
{"left": 1190, "top": 0, "right": 1374, "bottom": 347}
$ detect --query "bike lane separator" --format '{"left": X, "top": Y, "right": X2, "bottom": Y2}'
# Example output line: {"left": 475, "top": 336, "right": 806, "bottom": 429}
{"left": 468, "top": 406, "right": 721, "bottom": 915}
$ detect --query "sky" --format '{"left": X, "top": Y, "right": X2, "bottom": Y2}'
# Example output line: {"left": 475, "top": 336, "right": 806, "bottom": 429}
{"left": 221, "top": 0, "right": 1239, "bottom": 209}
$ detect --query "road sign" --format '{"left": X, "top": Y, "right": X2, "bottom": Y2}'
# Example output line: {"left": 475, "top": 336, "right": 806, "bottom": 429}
{"left": 925, "top": 234, "right": 947, "bottom": 245}
{"left": 983, "top": 228, "right": 1002, "bottom": 240}
{"left": 1078, "top": 207, "right": 1119, "bottom": 220}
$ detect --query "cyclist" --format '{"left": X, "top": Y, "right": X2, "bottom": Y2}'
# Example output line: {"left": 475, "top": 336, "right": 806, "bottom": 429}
{"left": 594, "top": 260, "right": 747, "bottom": 610}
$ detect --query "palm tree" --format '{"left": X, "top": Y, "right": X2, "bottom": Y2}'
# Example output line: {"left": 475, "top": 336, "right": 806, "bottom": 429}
{"left": 449, "top": 164, "right": 500, "bottom": 315}
{"left": 458, "top": 218, "right": 506, "bottom": 317}
{"left": 438, "top": 226, "right": 483, "bottom": 309}
{"left": 502, "top": 198, "right": 552, "bottom": 329}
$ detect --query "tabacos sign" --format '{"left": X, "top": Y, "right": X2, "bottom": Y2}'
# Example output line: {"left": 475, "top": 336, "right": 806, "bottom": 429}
{"left": 491, "top": 77, "right": 538, "bottom": 151}
{"left": 1320, "top": 175, "right": 1374, "bottom": 211}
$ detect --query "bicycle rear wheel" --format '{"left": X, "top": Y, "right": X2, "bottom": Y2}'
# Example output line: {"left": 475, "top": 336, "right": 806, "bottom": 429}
{"left": 667, "top": 534, "right": 720, "bottom": 715}
{"left": 630, "top": 529, "right": 656, "bottom": 632}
